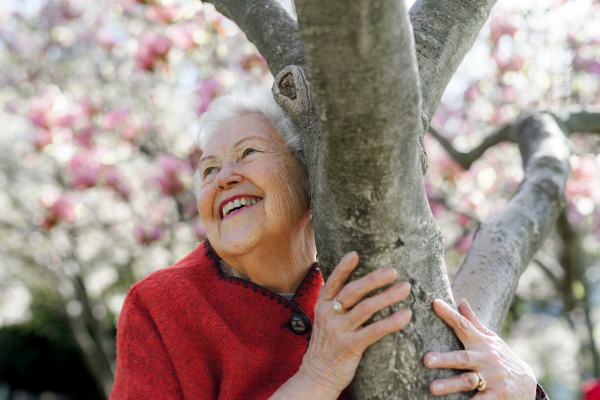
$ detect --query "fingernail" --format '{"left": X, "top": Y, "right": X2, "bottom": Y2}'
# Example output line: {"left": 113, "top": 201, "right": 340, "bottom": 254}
{"left": 401, "top": 310, "right": 412, "bottom": 322}
{"left": 384, "top": 268, "right": 396, "bottom": 279}
{"left": 432, "top": 383, "right": 444, "bottom": 393}
{"left": 427, "top": 356, "right": 437, "bottom": 367}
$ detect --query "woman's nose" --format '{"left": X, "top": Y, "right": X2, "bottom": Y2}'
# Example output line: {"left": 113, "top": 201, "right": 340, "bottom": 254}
{"left": 216, "top": 163, "right": 243, "bottom": 190}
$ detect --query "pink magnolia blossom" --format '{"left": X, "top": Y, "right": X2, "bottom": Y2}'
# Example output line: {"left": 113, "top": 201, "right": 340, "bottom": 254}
{"left": 454, "top": 233, "right": 474, "bottom": 254}
{"left": 133, "top": 222, "right": 165, "bottom": 245}
{"left": 101, "top": 105, "right": 138, "bottom": 140}
{"left": 3, "top": 100, "right": 20, "bottom": 114}
{"left": 73, "top": 125, "right": 98, "bottom": 148}
{"left": 30, "top": 128, "right": 54, "bottom": 150}
{"left": 66, "top": 149, "right": 105, "bottom": 189}
{"left": 184, "top": 198, "right": 198, "bottom": 215}
{"left": 145, "top": 4, "right": 179, "bottom": 24}
{"left": 493, "top": 52, "right": 524, "bottom": 71}
{"left": 39, "top": 192, "right": 78, "bottom": 230}
{"left": 502, "top": 85, "right": 519, "bottom": 102}
{"left": 428, "top": 199, "right": 446, "bottom": 219}
{"left": 490, "top": 15, "right": 518, "bottom": 45}
{"left": 97, "top": 27, "right": 120, "bottom": 50}
{"left": 196, "top": 77, "right": 222, "bottom": 114}
{"left": 464, "top": 83, "right": 481, "bottom": 101}
{"left": 134, "top": 30, "right": 171, "bottom": 71}
{"left": 61, "top": 0, "right": 84, "bottom": 20}
{"left": 167, "top": 23, "right": 198, "bottom": 50}
{"left": 575, "top": 154, "right": 600, "bottom": 179}
{"left": 28, "top": 89, "right": 60, "bottom": 128}
{"left": 102, "top": 165, "right": 132, "bottom": 199}
{"left": 192, "top": 217, "right": 207, "bottom": 239}
{"left": 149, "top": 153, "right": 193, "bottom": 197}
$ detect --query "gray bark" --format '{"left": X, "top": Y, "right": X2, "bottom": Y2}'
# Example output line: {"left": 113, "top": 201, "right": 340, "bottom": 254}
{"left": 204, "top": 0, "right": 304, "bottom": 77}
{"left": 279, "top": 0, "right": 470, "bottom": 398}
{"left": 434, "top": 108, "right": 600, "bottom": 332}
{"left": 410, "top": 0, "right": 498, "bottom": 171}
{"left": 205, "top": 0, "right": 499, "bottom": 173}
{"left": 200, "top": 0, "right": 600, "bottom": 397}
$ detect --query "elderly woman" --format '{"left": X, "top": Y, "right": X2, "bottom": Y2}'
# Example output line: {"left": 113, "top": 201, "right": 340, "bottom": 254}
{"left": 111, "top": 83, "right": 548, "bottom": 400}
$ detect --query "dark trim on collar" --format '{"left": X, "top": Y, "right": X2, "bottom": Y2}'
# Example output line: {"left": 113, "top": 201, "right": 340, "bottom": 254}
{"left": 203, "top": 240, "right": 319, "bottom": 317}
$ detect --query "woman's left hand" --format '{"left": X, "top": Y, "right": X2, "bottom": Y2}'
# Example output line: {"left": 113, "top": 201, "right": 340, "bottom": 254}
{"left": 424, "top": 298, "right": 537, "bottom": 399}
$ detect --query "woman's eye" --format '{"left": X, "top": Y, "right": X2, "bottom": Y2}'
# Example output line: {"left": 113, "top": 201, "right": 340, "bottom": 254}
{"left": 204, "top": 167, "right": 218, "bottom": 177}
{"left": 243, "top": 148, "right": 257, "bottom": 157}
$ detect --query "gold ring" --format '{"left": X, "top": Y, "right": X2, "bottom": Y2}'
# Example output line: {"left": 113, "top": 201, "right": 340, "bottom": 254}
{"left": 474, "top": 371, "right": 486, "bottom": 391}
{"left": 333, "top": 297, "right": 343, "bottom": 312}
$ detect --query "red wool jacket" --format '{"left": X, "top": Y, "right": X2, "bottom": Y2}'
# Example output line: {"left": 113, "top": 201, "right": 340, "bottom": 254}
{"left": 111, "top": 240, "right": 351, "bottom": 400}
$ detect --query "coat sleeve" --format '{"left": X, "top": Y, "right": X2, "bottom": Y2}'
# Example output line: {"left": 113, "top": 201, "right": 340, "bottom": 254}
{"left": 111, "top": 285, "right": 184, "bottom": 400}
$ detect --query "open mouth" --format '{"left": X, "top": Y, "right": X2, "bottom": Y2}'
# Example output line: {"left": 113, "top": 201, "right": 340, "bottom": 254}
{"left": 221, "top": 196, "right": 263, "bottom": 218}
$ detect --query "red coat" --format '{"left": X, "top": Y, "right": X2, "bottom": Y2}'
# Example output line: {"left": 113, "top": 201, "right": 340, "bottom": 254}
{"left": 112, "top": 240, "right": 351, "bottom": 399}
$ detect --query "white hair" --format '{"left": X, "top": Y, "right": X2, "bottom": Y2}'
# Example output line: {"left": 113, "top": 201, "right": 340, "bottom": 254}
{"left": 194, "top": 81, "right": 306, "bottom": 200}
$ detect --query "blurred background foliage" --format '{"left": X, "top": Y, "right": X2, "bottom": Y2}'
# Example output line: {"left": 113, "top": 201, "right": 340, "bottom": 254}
{"left": 0, "top": 0, "right": 598, "bottom": 398}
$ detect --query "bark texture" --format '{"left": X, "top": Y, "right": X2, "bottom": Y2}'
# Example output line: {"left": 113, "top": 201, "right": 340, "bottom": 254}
{"left": 205, "top": 0, "right": 499, "bottom": 174}
{"left": 289, "top": 1, "right": 471, "bottom": 398}
{"left": 204, "top": 0, "right": 304, "bottom": 77}
{"left": 410, "top": 0, "right": 498, "bottom": 171}
{"left": 436, "top": 109, "right": 600, "bottom": 331}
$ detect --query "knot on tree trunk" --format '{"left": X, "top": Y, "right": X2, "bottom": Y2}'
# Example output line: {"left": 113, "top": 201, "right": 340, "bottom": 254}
{"left": 272, "top": 65, "right": 314, "bottom": 123}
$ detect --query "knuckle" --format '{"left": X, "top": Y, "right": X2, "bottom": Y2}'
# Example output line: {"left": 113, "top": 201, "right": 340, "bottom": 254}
{"left": 355, "top": 301, "right": 373, "bottom": 318}
{"left": 459, "top": 316, "right": 471, "bottom": 332}
{"left": 341, "top": 335, "right": 356, "bottom": 352}
{"left": 370, "top": 322, "right": 386, "bottom": 338}
{"left": 457, "top": 351, "right": 471, "bottom": 367}
{"left": 463, "top": 373, "right": 477, "bottom": 389}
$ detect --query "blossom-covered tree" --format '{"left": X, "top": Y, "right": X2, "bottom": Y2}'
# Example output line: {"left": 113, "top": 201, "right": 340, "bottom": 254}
{"left": 0, "top": 0, "right": 599, "bottom": 398}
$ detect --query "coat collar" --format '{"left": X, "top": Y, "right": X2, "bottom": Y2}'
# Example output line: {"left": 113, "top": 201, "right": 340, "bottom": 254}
{"left": 203, "top": 240, "right": 324, "bottom": 322}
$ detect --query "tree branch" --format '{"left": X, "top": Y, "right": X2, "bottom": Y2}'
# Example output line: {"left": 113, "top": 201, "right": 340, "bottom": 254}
{"left": 532, "top": 256, "right": 563, "bottom": 290}
{"left": 452, "top": 112, "right": 571, "bottom": 332}
{"left": 409, "top": 0, "right": 499, "bottom": 172}
{"left": 549, "top": 105, "right": 600, "bottom": 135}
{"left": 203, "top": 0, "right": 305, "bottom": 77}
{"left": 429, "top": 107, "right": 600, "bottom": 170}
{"left": 428, "top": 125, "right": 512, "bottom": 170}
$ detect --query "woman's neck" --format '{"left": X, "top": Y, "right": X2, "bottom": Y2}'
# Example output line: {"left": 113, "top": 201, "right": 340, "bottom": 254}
{"left": 219, "top": 226, "right": 316, "bottom": 293}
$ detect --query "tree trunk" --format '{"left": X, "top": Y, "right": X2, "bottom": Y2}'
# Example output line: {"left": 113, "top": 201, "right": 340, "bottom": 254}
{"left": 203, "top": 0, "right": 600, "bottom": 398}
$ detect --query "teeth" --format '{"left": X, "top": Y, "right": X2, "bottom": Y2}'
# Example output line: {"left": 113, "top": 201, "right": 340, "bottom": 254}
{"left": 222, "top": 197, "right": 261, "bottom": 217}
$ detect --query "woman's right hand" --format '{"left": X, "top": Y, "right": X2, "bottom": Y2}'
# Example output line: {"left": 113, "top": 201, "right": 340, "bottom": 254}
{"left": 297, "top": 251, "right": 412, "bottom": 397}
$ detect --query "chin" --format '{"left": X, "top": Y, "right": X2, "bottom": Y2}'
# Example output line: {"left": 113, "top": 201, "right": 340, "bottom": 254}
{"left": 216, "top": 228, "right": 261, "bottom": 258}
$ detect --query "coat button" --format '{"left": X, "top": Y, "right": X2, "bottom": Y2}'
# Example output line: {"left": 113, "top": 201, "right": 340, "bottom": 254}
{"left": 288, "top": 314, "right": 311, "bottom": 334}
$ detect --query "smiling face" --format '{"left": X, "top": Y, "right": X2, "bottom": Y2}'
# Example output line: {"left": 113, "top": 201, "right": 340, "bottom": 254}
{"left": 197, "top": 113, "right": 312, "bottom": 285}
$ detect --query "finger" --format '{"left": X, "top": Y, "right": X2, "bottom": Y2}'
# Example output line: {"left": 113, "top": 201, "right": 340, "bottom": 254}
{"left": 430, "top": 371, "right": 480, "bottom": 396}
{"left": 336, "top": 268, "right": 398, "bottom": 309}
{"left": 345, "top": 282, "right": 411, "bottom": 328}
{"left": 323, "top": 251, "right": 359, "bottom": 301}
{"left": 423, "top": 350, "right": 481, "bottom": 370}
{"left": 432, "top": 299, "right": 480, "bottom": 346}
{"left": 355, "top": 309, "right": 412, "bottom": 348}
{"left": 468, "top": 391, "right": 498, "bottom": 400}
{"left": 469, "top": 389, "right": 502, "bottom": 400}
{"left": 459, "top": 299, "right": 495, "bottom": 337}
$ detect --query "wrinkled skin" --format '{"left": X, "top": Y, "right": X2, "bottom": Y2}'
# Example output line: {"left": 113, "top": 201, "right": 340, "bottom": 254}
{"left": 425, "top": 299, "right": 537, "bottom": 399}
{"left": 197, "top": 113, "right": 314, "bottom": 293}
{"left": 197, "top": 113, "right": 538, "bottom": 400}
